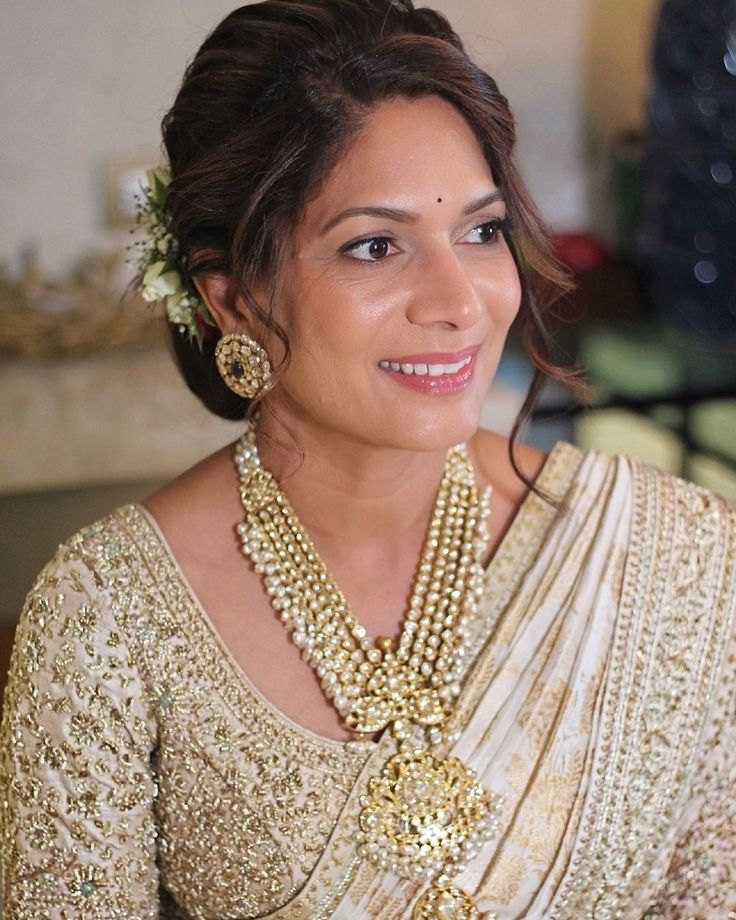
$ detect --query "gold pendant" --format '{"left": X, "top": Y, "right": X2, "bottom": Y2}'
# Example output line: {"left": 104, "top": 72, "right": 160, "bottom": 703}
{"left": 346, "top": 684, "right": 449, "bottom": 734}
{"left": 413, "top": 881, "right": 482, "bottom": 919}
{"left": 357, "top": 748, "right": 495, "bottom": 880}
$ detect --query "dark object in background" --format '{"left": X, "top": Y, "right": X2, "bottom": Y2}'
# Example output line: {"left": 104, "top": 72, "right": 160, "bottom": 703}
{"left": 638, "top": 0, "right": 736, "bottom": 339}
{"left": 610, "top": 131, "right": 645, "bottom": 263}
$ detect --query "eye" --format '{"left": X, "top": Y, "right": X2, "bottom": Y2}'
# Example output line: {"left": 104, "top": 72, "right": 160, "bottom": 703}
{"left": 463, "top": 218, "right": 509, "bottom": 245}
{"left": 340, "top": 236, "right": 399, "bottom": 262}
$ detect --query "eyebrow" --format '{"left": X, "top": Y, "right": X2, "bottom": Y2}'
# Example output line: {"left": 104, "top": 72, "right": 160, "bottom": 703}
{"left": 318, "top": 190, "right": 506, "bottom": 236}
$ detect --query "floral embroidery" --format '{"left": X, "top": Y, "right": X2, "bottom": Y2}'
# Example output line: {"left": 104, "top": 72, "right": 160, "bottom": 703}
{"left": 1, "top": 449, "right": 733, "bottom": 919}
{"left": 550, "top": 466, "right": 736, "bottom": 918}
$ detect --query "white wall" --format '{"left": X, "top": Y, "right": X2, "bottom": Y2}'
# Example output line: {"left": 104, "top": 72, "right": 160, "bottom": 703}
{"left": 0, "top": 0, "right": 656, "bottom": 277}
{"left": 435, "top": 0, "right": 591, "bottom": 232}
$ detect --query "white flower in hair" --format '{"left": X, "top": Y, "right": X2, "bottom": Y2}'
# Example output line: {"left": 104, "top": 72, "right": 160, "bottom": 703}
{"left": 140, "top": 262, "right": 183, "bottom": 303}
{"left": 131, "top": 163, "right": 213, "bottom": 348}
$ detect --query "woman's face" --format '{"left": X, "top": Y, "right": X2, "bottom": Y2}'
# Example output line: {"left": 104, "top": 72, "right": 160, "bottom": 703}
{"left": 263, "top": 94, "right": 522, "bottom": 452}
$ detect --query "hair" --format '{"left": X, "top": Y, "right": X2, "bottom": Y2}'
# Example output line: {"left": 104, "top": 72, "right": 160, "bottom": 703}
{"left": 161, "top": 0, "right": 581, "bottom": 488}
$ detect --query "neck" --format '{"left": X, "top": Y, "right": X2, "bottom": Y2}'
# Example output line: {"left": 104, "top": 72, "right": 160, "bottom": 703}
{"left": 254, "top": 407, "right": 452, "bottom": 551}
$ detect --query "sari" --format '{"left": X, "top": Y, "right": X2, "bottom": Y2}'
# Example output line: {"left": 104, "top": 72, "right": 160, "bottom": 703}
{"left": 1, "top": 442, "right": 735, "bottom": 918}
{"left": 266, "top": 445, "right": 736, "bottom": 918}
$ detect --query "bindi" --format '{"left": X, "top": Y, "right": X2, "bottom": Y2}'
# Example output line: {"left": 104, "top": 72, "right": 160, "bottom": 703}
{"left": 437, "top": 197, "right": 443, "bottom": 203}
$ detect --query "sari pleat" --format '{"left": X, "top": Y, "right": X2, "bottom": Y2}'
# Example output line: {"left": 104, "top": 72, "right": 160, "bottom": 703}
{"left": 265, "top": 447, "right": 736, "bottom": 919}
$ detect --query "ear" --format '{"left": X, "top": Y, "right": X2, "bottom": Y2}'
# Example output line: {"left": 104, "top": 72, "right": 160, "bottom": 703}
{"left": 193, "top": 273, "right": 257, "bottom": 337}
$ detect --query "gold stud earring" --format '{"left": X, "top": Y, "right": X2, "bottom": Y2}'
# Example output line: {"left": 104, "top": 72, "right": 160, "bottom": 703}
{"left": 214, "top": 333, "right": 272, "bottom": 399}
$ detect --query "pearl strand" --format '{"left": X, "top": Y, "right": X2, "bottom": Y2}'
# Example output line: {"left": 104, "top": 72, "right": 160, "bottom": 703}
{"left": 234, "top": 422, "right": 502, "bottom": 918}
{"left": 235, "top": 424, "right": 489, "bottom": 736}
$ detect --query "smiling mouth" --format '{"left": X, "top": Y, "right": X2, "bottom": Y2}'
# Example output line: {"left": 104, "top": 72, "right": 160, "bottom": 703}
{"left": 378, "top": 355, "right": 472, "bottom": 377}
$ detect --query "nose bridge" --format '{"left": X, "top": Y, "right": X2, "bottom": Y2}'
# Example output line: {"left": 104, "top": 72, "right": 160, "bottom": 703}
{"left": 407, "top": 242, "right": 483, "bottom": 328}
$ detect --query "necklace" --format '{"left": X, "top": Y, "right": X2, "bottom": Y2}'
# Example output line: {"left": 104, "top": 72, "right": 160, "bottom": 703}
{"left": 235, "top": 423, "right": 502, "bottom": 919}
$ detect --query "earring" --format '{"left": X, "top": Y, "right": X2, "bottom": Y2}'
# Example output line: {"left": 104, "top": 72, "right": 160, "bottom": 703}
{"left": 214, "top": 333, "right": 272, "bottom": 399}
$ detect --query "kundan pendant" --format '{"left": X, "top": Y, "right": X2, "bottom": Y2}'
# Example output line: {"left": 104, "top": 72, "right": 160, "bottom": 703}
{"left": 357, "top": 748, "right": 501, "bottom": 880}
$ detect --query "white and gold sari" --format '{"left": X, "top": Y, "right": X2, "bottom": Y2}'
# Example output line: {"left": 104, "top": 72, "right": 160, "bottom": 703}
{"left": 265, "top": 445, "right": 736, "bottom": 919}
{"left": 1, "top": 443, "right": 735, "bottom": 918}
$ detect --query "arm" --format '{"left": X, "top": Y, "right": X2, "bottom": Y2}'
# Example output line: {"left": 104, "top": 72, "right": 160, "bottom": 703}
{"left": 0, "top": 536, "right": 159, "bottom": 919}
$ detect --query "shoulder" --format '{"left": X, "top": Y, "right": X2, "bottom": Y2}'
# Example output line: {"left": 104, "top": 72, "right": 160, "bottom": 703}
{"left": 468, "top": 427, "right": 592, "bottom": 516}
{"left": 614, "top": 460, "right": 736, "bottom": 648}
{"left": 468, "top": 429, "right": 565, "bottom": 556}
{"left": 468, "top": 428, "right": 548, "bottom": 504}
{"left": 4, "top": 506, "right": 159, "bottom": 734}
{"left": 574, "top": 450, "right": 736, "bottom": 559}
{"left": 14, "top": 505, "right": 154, "bottom": 655}
{"left": 25, "top": 508, "right": 123, "bottom": 595}
{"left": 33, "top": 504, "right": 145, "bottom": 589}
{"left": 141, "top": 441, "right": 244, "bottom": 581}
{"left": 623, "top": 455, "right": 736, "bottom": 535}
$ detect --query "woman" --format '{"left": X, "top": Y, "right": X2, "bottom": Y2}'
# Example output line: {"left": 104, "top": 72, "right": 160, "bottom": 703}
{"left": 1, "top": 1, "right": 734, "bottom": 917}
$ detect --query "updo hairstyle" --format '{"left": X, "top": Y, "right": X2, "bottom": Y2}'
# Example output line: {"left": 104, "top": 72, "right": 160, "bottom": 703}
{"left": 162, "top": 0, "right": 576, "bottom": 472}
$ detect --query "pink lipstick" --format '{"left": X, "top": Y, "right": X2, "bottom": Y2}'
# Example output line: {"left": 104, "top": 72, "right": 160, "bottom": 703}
{"left": 378, "top": 346, "right": 479, "bottom": 394}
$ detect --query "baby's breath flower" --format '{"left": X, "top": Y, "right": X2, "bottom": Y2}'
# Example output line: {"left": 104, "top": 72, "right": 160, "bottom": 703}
{"left": 131, "top": 164, "right": 213, "bottom": 347}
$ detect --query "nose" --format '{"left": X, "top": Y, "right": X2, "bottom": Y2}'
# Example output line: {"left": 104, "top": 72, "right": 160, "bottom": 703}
{"left": 405, "top": 246, "right": 485, "bottom": 330}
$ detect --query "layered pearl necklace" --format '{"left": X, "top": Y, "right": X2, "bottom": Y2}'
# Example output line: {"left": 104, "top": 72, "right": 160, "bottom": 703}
{"left": 235, "top": 423, "right": 502, "bottom": 919}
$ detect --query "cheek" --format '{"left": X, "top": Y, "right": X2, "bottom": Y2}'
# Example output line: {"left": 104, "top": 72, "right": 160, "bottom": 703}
{"left": 480, "top": 260, "right": 522, "bottom": 329}
{"left": 273, "top": 296, "right": 364, "bottom": 394}
{"left": 505, "top": 270, "right": 523, "bottom": 324}
{"left": 286, "top": 274, "right": 394, "bottom": 359}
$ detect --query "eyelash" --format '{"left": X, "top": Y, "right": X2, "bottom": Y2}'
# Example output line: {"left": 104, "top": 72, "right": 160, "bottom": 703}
{"left": 340, "top": 218, "right": 511, "bottom": 262}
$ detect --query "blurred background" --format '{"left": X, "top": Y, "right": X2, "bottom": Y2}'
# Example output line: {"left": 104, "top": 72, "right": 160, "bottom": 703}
{"left": 1, "top": 0, "right": 736, "bottom": 642}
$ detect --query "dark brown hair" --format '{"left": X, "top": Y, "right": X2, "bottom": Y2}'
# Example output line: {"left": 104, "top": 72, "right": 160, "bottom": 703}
{"left": 161, "top": 0, "right": 579, "bottom": 484}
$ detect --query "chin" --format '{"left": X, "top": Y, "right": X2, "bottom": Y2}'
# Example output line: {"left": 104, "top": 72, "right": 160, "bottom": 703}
{"left": 279, "top": 383, "right": 485, "bottom": 454}
{"left": 367, "top": 355, "right": 498, "bottom": 452}
{"left": 379, "top": 402, "right": 484, "bottom": 453}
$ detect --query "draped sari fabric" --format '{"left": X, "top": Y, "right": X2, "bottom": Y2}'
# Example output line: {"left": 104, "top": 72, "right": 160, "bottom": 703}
{"left": 260, "top": 447, "right": 736, "bottom": 919}
{"left": 1, "top": 444, "right": 734, "bottom": 919}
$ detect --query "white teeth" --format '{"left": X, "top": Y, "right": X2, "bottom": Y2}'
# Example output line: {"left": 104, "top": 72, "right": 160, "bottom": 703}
{"left": 438, "top": 357, "right": 469, "bottom": 375}
{"left": 380, "top": 355, "right": 472, "bottom": 376}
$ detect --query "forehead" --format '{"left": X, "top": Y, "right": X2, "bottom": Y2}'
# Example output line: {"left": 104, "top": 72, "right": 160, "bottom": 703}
{"left": 302, "top": 95, "right": 497, "bottom": 223}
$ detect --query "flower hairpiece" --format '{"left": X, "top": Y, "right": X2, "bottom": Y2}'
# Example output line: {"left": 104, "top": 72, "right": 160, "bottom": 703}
{"left": 132, "top": 164, "right": 212, "bottom": 348}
